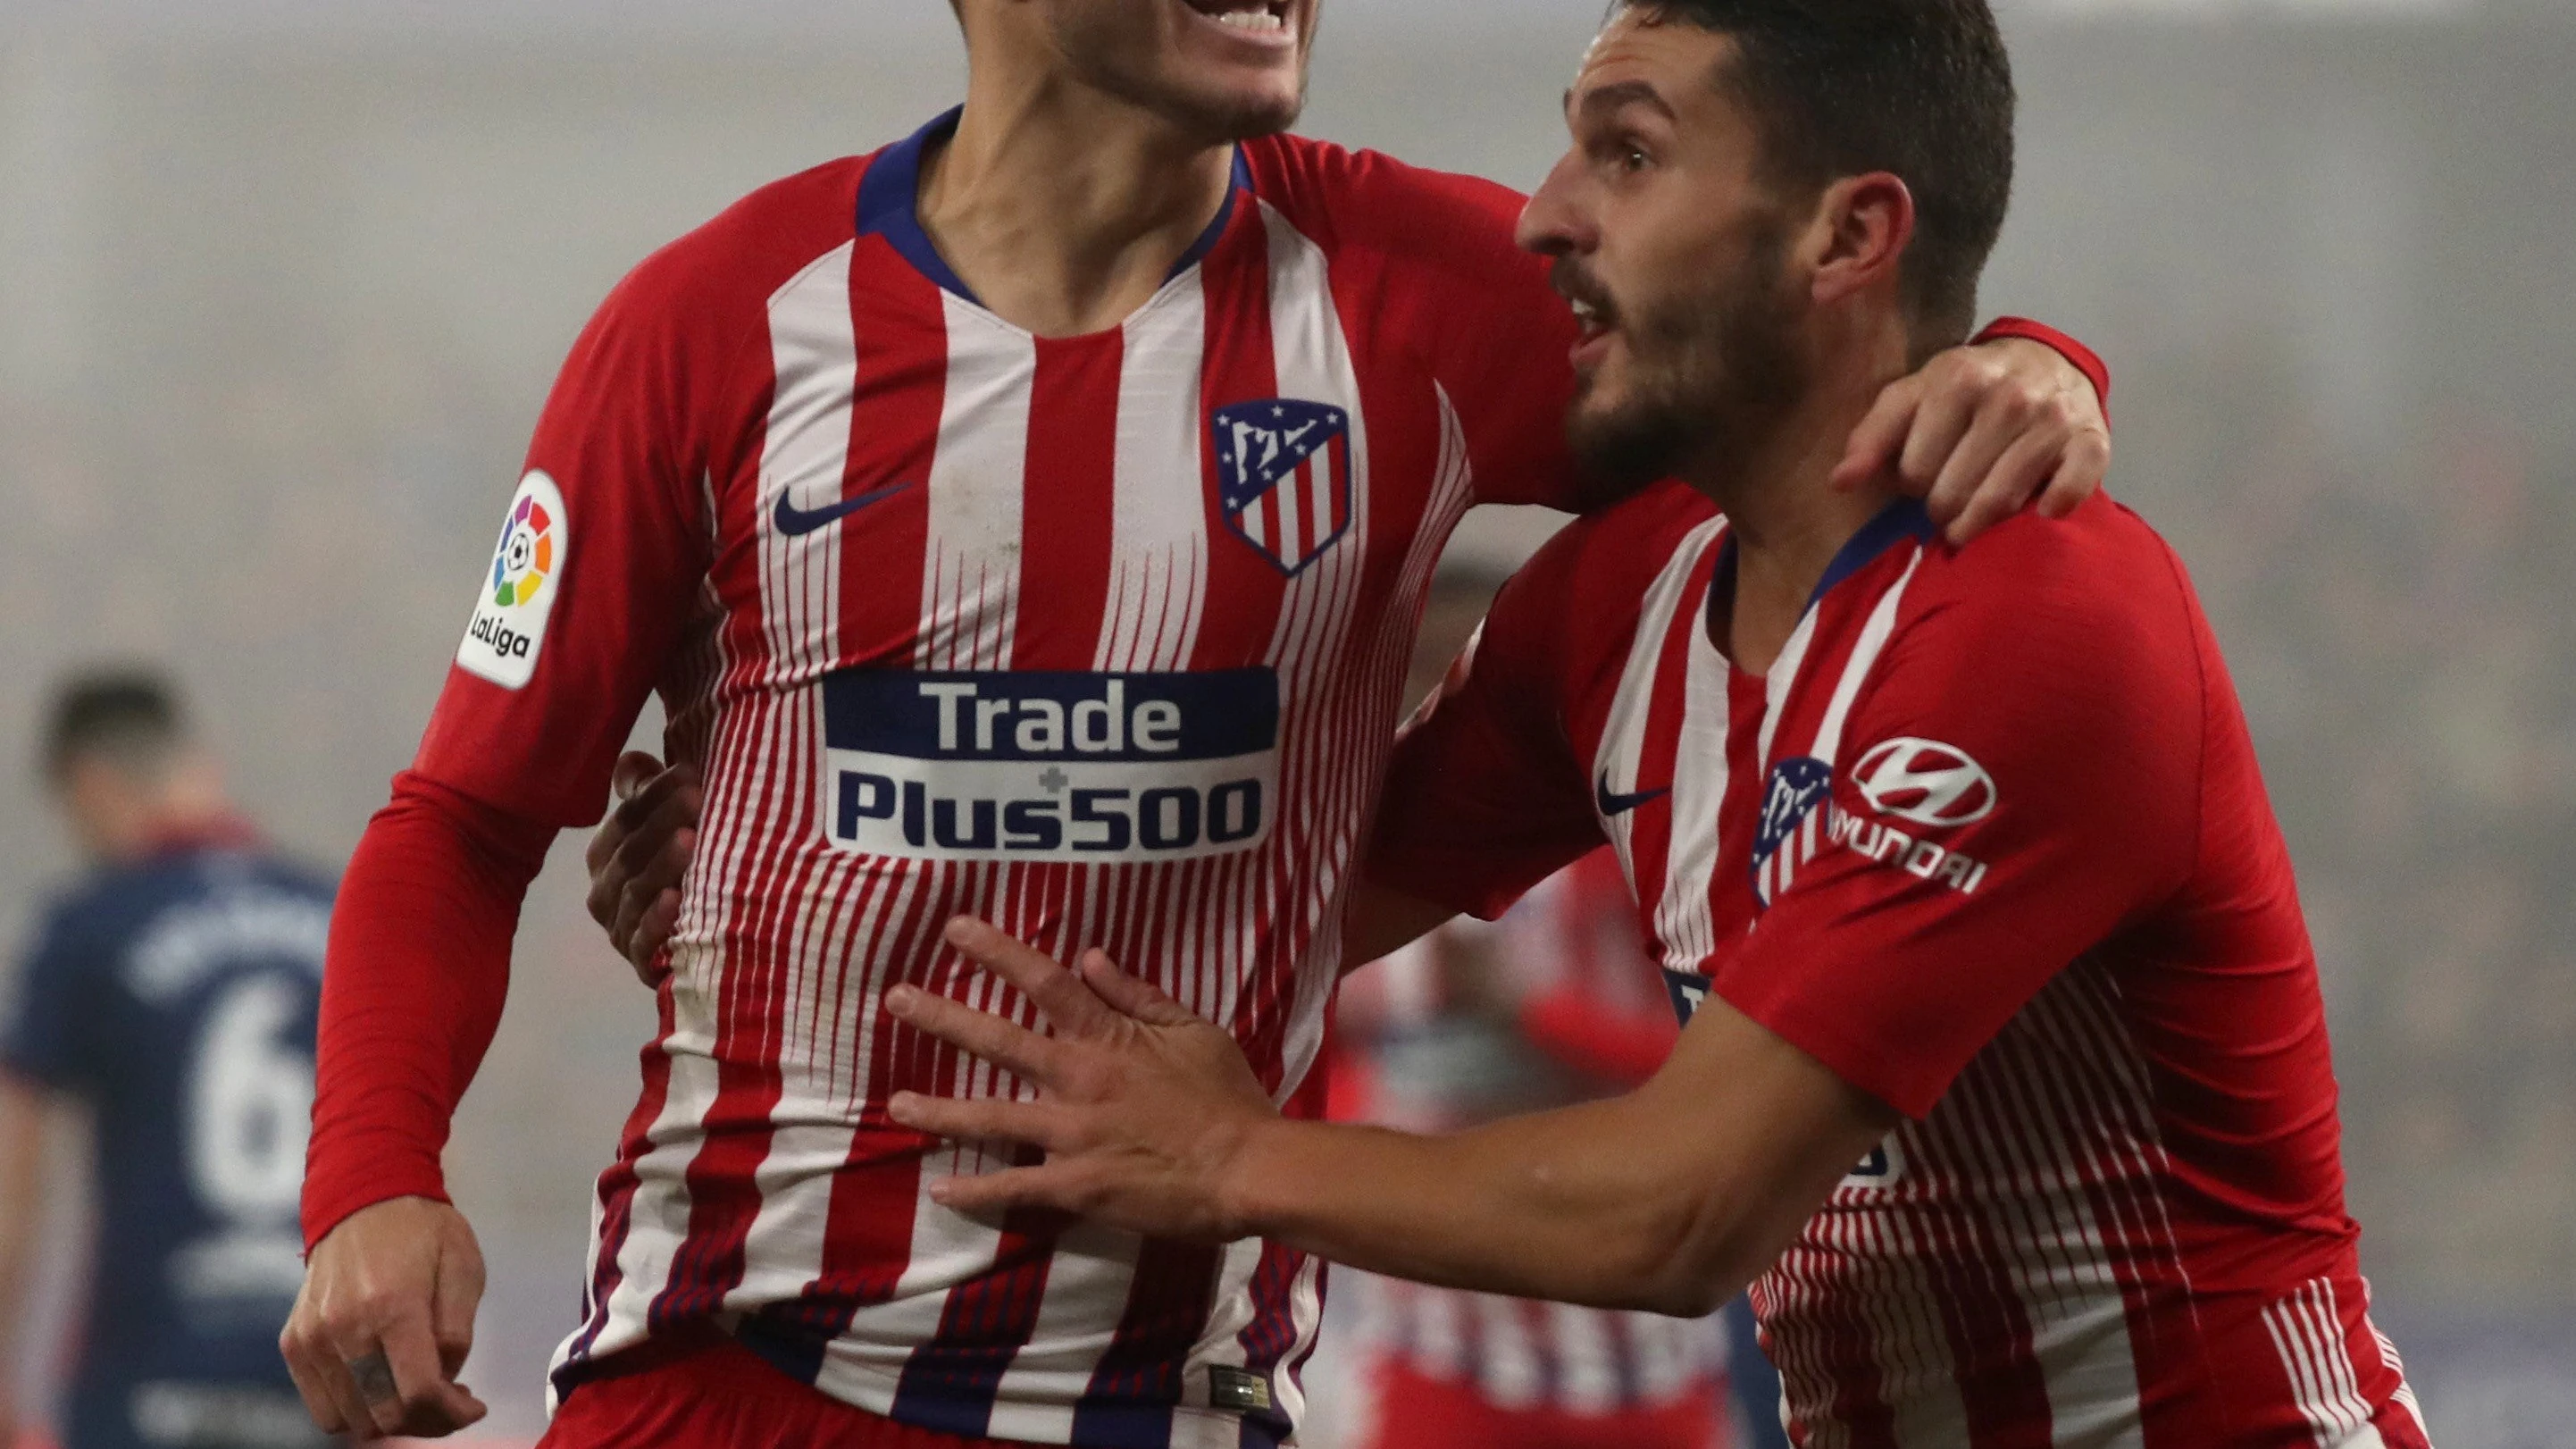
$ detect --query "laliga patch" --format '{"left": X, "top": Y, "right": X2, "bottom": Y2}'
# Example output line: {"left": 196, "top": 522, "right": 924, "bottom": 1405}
{"left": 456, "top": 471, "right": 566, "bottom": 690}
{"left": 822, "top": 668, "right": 1280, "bottom": 864}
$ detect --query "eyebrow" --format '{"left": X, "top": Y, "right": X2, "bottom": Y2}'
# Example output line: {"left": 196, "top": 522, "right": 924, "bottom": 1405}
{"left": 1565, "top": 80, "right": 1677, "bottom": 124}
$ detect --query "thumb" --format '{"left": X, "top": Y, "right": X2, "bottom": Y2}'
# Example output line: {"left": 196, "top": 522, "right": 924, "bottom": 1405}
{"left": 1079, "top": 951, "right": 1200, "bottom": 1029}
{"left": 611, "top": 752, "right": 666, "bottom": 803}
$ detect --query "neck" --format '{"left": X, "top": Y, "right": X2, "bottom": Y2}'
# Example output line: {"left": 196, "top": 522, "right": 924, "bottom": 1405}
{"left": 922, "top": 67, "right": 1239, "bottom": 338}
{"left": 1690, "top": 319, "right": 1911, "bottom": 674}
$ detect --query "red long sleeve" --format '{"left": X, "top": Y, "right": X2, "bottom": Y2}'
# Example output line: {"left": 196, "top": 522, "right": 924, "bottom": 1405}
{"left": 302, "top": 770, "right": 555, "bottom": 1251}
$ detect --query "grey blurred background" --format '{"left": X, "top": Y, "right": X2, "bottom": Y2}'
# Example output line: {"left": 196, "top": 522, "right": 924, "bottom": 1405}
{"left": 2, "top": 0, "right": 2570, "bottom": 1444}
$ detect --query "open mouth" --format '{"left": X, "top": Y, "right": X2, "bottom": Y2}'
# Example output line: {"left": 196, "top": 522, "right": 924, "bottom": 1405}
{"left": 1184, "top": 0, "right": 1292, "bottom": 38}
{"left": 1569, "top": 297, "right": 1614, "bottom": 346}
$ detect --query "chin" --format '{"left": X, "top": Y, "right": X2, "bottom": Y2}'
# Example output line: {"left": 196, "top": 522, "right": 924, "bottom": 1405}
{"left": 1058, "top": 0, "right": 1311, "bottom": 141}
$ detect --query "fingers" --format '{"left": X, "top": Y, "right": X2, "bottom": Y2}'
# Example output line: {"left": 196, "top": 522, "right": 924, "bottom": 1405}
{"left": 1923, "top": 385, "right": 2037, "bottom": 536}
{"left": 924, "top": 1163, "right": 1083, "bottom": 1216}
{"left": 589, "top": 762, "right": 702, "bottom": 956}
{"left": 2037, "top": 427, "right": 2111, "bottom": 519}
{"left": 1942, "top": 416, "right": 2068, "bottom": 547}
{"left": 1832, "top": 374, "right": 1922, "bottom": 490}
{"left": 610, "top": 750, "right": 665, "bottom": 801}
{"left": 377, "top": 1314, "right": 488, "bottom": 1436}
{"left": 311, "top": 1353, "right": 380, "bottom": 1441}
{"left": 623, "top": 887, "right": 686, "bottom": 984}
{"left": 942, "top": 918, "right": 1122, "bottom": 1038}
{"left": 1076, "top": 951, "right": 1200, "bottom": 1029}
{"left": 585, "top": 755, "right": 673, "bottom": 895}
{"left": 608, "top": 826, "right": 694, "bottom": 974}
{"left": 1894, "top": 371, "right": 1981, "bottom": 513}
{"left": 889, "top": 1090, "right": 1067, "bottom": 1152}
{"left": 886, "top": 983, "right": 1068, "bottom": 1086}
{"left": 279, "top": 1322, "right": 355, "bottom": 1436}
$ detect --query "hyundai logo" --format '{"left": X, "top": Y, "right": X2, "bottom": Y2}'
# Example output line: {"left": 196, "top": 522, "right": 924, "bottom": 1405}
{"left": 1853, "top": 738, "right": 1997, "bottom": 828}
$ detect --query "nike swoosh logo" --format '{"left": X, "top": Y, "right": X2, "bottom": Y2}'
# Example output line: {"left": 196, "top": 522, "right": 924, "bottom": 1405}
{"left": 773, "top": 482, "right": 916, "bottom": 539}
{"left": 1596, "top": 774, "right": 1672, "bottom": 817}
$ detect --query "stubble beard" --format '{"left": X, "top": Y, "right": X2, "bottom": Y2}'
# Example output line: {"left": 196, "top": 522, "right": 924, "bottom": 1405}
{"left": 1565, "top": 231, "right": 1808, "bottom": 511}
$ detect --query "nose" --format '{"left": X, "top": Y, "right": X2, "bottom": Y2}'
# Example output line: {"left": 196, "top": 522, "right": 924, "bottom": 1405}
{"left": 1516, "top": 148, "right": 1595, "bottom": 260}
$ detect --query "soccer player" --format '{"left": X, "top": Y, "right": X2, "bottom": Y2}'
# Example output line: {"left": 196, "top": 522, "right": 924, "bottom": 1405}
{"left": 284, "top": 1, "right": 2113, "bottom": 1445}
{"left": 866, "top": 4, "right": 2437, "bottom": 1446}
{"left": 0, "top": 673, "right": 334, "bottom": 1449}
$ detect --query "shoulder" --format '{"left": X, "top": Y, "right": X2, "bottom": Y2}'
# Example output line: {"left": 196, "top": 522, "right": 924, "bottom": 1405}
{"left": 16, "top": 869, "right": 148, "bottom": 974}
{"left": 1491, "top": 483, "right": 1722, "bottom": 666}
{"left": 1868, "top": 496, "right": 2208, "bottom": 756}
{"left": 590, "top": 155, "right": 871, "bottom": 347}
{"left": 1521, "top": 482, "right": 1724, "bottom": 602}
{"left": 1903, "top": 496, "right": 2197, "bottom": 670}
{"left": 1242, "top": 133, "right": 1529, "bottom": 264}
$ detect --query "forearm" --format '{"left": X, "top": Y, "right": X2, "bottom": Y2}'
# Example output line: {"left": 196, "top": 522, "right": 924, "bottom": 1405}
{"left": 1223, "top": 1096, "right": 1747, "bottom": 1317}
{"left": 302, "top": 772, "right": 553, "bottom": 1249}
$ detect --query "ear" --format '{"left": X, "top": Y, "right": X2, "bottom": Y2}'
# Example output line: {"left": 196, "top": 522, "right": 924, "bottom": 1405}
{"left": 1804, "top": 172, "right": 1914, "bottom": 309}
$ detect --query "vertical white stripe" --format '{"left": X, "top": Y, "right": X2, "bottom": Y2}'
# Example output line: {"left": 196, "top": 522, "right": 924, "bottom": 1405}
{"left": 1656, "top": 605, "right": 1734, "bottom": 969}
{"left": 1593, "top": 518, "right": 1727, "bottom": 870}
{"left": 922, "top": 297, "right": 1034, "bottom": 671}
{"left": 1472, "top": 1294, "right": 1544, "bottom": 1411}
{"left": 1097, "top": 275, "right": 1211, "bottom": 674}
{"left": 1810, "top": 548, "right": 1923, "bottom": 766}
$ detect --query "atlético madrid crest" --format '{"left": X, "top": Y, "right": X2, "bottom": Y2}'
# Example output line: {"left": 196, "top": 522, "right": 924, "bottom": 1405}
{"left": 1214, "top": 398, "right": 1353, "bottom": 577}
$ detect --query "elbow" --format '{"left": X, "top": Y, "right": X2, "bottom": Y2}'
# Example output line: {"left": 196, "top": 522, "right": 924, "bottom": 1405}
{"left": 1627, "top": 1253, "right": 1737, "bottom": 1320}
{"left": 1598, "top": 1190, "right": 1757, "bottom": 1319}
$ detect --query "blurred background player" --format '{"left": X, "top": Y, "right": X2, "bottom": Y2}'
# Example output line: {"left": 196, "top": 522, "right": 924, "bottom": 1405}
{"left": 1327, "top": 851, "right": 1731, "bottom": 1449}
{"left": 0, "top": 672, "right": 334, "bottom": 1449}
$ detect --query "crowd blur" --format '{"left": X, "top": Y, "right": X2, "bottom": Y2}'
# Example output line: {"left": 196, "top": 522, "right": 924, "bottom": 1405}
{"left": 0, "top": 4, "right": 2569, "bottom": 1446}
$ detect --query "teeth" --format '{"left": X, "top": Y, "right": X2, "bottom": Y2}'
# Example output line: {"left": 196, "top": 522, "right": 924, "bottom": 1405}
{"left": 1211, "top": 8, "right": 1287, "bottom": 33}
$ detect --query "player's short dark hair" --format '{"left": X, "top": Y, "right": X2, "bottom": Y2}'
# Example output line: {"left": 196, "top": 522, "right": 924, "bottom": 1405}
{"left": 1619, "top": 0, "right": 2015, "bottom": 350}
{"left": 44, "top": 669, "right": 188, "bottom": 787}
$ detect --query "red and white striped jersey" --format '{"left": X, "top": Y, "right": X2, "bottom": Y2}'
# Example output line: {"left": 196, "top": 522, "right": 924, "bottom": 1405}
{"left": 1371, "top": 482, "right": 2436, "bottom": 1449}
{"left": 412, "top": 110, "right": 1586, "bottom": 1447}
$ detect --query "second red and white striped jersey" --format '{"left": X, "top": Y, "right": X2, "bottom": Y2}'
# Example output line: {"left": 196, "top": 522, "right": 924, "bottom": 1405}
{"left": 411, "top": 111, "right": 1586, "bottom": 1447}
{"left": 1371, "top": 483, "right": 2436, "bottom": 1449}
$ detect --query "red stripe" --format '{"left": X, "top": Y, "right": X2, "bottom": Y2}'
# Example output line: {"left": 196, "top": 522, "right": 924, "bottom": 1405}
{"left": 1192, "top": 217, "right": 1288, "bottom": 672}
{"left": 1015, "top": 332, "right": 1123, "bottom": 670}
{"left": 835, "top": 234, "right": 943, "bottom": 661}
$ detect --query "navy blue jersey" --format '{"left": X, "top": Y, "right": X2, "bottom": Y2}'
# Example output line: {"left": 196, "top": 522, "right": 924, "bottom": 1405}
{"left": 2, "top": 837, "right": 334, "bottom": 1449}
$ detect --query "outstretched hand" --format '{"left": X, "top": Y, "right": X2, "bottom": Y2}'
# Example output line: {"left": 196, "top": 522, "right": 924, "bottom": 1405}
{"left": 885, "top": 918, "right": 1278, "bottom": 1243}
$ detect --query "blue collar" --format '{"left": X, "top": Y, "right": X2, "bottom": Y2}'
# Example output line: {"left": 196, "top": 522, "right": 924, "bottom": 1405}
{"left": 1710, "top": 497, "right": 1936, "bottom": 641}
{"left": 856, "top": 106, "right": 1255, "bottom": 309}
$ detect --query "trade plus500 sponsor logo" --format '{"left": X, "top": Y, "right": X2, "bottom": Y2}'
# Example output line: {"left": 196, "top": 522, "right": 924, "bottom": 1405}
{"left": 822, "top": 669, "right": 1280, "bottom": 864}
